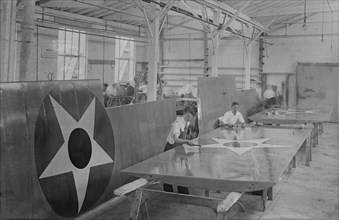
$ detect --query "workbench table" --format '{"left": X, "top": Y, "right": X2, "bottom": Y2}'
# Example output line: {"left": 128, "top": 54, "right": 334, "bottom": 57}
{"left": 248, "top": 105, "right": 332, "bottom": 146}
{"left": 121, "top": 126, "right": 312, "bottom": 220}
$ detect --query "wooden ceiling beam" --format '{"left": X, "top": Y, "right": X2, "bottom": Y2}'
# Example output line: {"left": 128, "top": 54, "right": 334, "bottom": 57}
{"left": 214, "top": 0, "right": 250, "bottom": 37}
{"left": 37, "top": 0, "right": 105, "bottom": 8}
{"left": 164, "top": 17, "right": 193, "bottom": 31}
{"left": 194, "top": 0, "right": 265, "bottom": 31}
{"left": 94, "top": 5, "right": 136, "bottom": 18}
{"left": 246, "top": 0, "right": 298, "bottom": 16}
{"left": 36, "top": 7, "right": 146, "bottom": 33}
{"left": 251, "top": 5, "right": 334, "bottom": 18}
{"left": 84, "top": 1, "right": 124, "bottom": 17}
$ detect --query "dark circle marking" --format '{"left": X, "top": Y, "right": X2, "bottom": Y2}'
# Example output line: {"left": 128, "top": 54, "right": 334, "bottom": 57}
{"left": 68, "top": 128, "right": 92, "bottom": 169}
{"left": 224, "top": 142, "right": 258, "bottom": 148}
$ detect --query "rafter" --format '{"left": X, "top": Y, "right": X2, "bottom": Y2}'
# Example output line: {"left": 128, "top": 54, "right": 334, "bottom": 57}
{"left": 37, "top": 0, "right": 105, "bottom": 8}
{"left": 180, "top": 0, "right": 211, "bottom": 31}
{"left": 72, "top": 0, "right": 144, "bottom": 19}
{"left": 194, "top": 0, "right": 265, "bottom": 32}
{"left": 164, "top": 17, "right": 193, "bottom": 31}
{"left": 153, "top": 0, "right": 177, "bottom": 21}
{"left": 213, "top": 0, "right": 250, "bottom": 37}
{"left": 248, "top": 16, "right": 276, "bottom": 45}
{"left": 95, "top": 5, "right": 136, "bottom": 18}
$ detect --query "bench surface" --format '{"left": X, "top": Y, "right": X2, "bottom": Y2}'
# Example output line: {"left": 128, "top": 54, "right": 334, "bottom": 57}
{"left": 122, "top": 126, "right": 310, "bottom": 192}
{"left": 248, "top": 105, "right": 333, "bottom": 124}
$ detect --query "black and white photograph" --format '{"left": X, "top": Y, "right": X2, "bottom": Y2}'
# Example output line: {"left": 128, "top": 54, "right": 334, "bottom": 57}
{"left": 0, "top": 0, "right": 338, "bottom": 219}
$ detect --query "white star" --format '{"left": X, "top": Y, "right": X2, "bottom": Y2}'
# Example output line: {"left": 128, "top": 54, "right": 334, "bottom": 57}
{"left": 39, "top": 95, "right": 113, "bottom": 213}
{"left": 202, "top": 138, "right": 294, "bottom": 155}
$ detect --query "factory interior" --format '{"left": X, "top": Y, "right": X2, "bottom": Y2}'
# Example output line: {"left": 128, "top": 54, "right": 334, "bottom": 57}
{"left": 0, "top": 0, "right": 338, "bottom": 219}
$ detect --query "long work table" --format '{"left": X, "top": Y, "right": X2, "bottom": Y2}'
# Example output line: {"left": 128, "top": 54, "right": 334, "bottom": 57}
{"left": 248, "top": 105, "right": 333, "bottom": 146}
{"left": 121, "top": 125, "right": 312, "bottom": 220}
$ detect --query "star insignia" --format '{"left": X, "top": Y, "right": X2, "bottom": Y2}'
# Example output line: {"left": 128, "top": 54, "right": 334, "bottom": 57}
{"left": 39, "top": 95, "right": 114, "bottom": 213}
{"left": 202, "top": 138, "right": 294, "bottom": 155}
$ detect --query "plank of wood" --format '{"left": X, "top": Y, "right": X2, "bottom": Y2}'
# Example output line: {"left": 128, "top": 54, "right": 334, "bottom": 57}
{"left": 217, "top": 192, "right": 243, "bottom": 213}
{"left": 113, "top": 178, "right": 149, "bottom": 197}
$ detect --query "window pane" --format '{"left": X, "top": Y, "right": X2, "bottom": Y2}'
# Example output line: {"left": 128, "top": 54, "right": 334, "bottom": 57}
{"left": 72, "top": 31, "right": 79, "bottom": 56}
{"left": 79, "top": 32, "right": 86, "bottom": 57}
{"left": 57, "top": 56, "right": 65, "bottom": 80}
{"left": 79, "top": 57, "right": 86, "bottom": 79}
{"left": 65, "top": 31, "right": 73, "bottom": 55}
{"left": 58, "top": 29, "right": 65, "bottom": 54}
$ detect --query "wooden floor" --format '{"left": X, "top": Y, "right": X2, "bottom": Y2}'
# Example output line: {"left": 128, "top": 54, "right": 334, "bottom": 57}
{"left": 85, "top": 123, "right": 339, "bottom": 220}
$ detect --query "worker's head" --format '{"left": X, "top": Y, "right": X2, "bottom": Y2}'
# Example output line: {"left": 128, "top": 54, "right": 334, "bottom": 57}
{"left": 183, "top": 105, "right": 196, "bottom": 122}
{"left": 102, "top": 83, "right": 108, "bottom": 91}
{"left": 231, "top": 102, "right": 240, "bottom": 114}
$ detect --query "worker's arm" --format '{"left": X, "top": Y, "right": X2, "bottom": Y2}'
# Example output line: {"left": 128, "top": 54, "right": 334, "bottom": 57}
{"left": 173, "top": 134, "right": 196, "bottom": 146}
{"left": 171, "top": 122, "right": 197, "bottom": 146}
{"left": 238, "top": 113, "right": 246, "bottom": 128}
{"left": 219, "top": 120, "right": 233, "bottom": 128}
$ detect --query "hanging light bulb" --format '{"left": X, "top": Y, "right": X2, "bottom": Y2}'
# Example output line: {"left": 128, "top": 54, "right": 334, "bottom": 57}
{"left": 321, "top": 0, "right": 325, "bottom": 42}
{"left": 302, "top": 19, "right": 307, "bottom": 31}
{"left": 302, "top": 0, "right": 307, "bottom": 31}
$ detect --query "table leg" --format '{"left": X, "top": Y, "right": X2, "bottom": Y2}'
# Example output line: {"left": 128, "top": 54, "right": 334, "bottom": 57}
{"left": 286, "top": 160, "right": 293, "bottom": 174}
{"left": 292, "top": 156, "right": 296, "bottom": 168}
{"left": 140, "top": 202, "right": 150, "bottom": 220}
{"left": 305, "top": 135, "right": 311, "bottom": 166}
{"left": 205, "top": 190, "right": 210, "bottom": 197}
{"left": 261, "top": 189, "right": 268, "bottom": 211}
{"left": 130, "top": 189, "right": 146, "bottom": 220}
{"left": 267, "top": 187, "right": 273, "bottom": 201}
{"left": 319, "top": 123, "right": 324, "bottom": 135}
{"left": 313, "top": 123, "right": 319, "bottom": 145}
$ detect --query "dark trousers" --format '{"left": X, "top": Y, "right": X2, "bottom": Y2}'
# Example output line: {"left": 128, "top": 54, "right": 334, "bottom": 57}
{"left": 163, "top": 142, "right": 190, "bottom": 195}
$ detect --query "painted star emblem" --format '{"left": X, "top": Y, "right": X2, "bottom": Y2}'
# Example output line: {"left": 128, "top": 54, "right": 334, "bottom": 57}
{"left": 39, "top": 95, "right": 114, "bottom": 213}
{"left": 202, "top": 138, "right": 294, "bottom": 155}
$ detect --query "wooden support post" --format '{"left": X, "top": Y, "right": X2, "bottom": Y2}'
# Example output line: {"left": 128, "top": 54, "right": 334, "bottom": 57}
{"left": 203, "top": 32, "right": 209, "bottom": 76}
{"left": 286, "top": 160, "right": 293, "bottom": 174}
{"left": 129, "top": 189, "right": 244, "bottom": 220}
{"left": 259, "top": 39, "right": 265, "bottom": 92}
{"left": 288, "top": 73, "right": 297, "bottom": 108}
{"left": 205, "top": 190, "right": 210, "bottom": 197}
{"left": 130, "top": 189, "right": 147, "bottom": 220}
{"left": 318, "top": 123, "right": 324, "bottom": 135}
{"left": 267, "top": 187, "right": 273, "bottom": 201}
{"left": 312, "top": 127, "right": 317, "bottom": 147}
{"left": 260, "top": 188, "right": 268, "bottom": 211}
{"left": 314, "top": 123, "right": 319, "bottom": 144}
{"left": 19, "top": 0, "right": 36, "bottom": 81}
{"left": 292, "top": 156, "right": 296, "bottom": 168}
{"left": 147, "top": 1, "right": 160, "bottom": 101}
{"left": 0, "top": 0, "right": 17, "bottom": 82}
{"left": 305, "top": 134, "right": 311, "bottom": 166}
{"left": 210, "top": 9, "right": 220, "bottom": 77}
{"left": 140, "top": 201, "right": 150, "bottom": 220}
{"left": 244, "top": 25, "right": 253, "bottom": 90}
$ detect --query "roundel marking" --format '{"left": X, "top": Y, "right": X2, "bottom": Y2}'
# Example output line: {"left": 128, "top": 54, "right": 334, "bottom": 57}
{"left": 34, "top": 85, "right": 115, "bottom": 217}
{"left": 68, "top": 128, "right": 92, "bottom": 169}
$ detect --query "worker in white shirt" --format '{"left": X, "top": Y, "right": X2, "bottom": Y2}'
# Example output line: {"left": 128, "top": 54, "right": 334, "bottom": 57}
{"left": 163, "top": 105, "right": 197, "bottom": 194}
{"left": 218, "top": 102, "right": 245, "bottom": 128}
